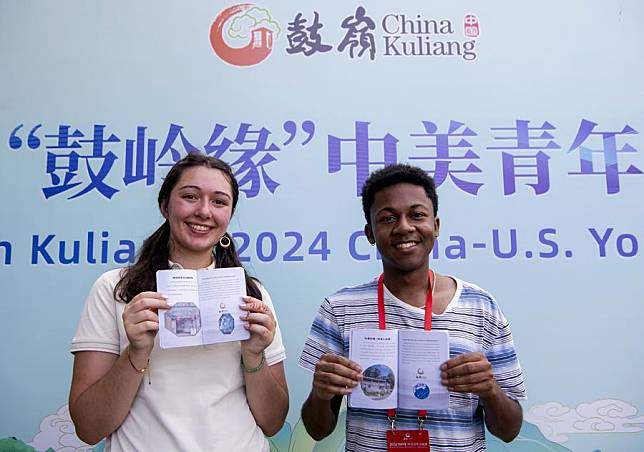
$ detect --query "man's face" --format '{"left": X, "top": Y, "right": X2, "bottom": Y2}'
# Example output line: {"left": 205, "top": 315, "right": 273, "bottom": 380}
{"left": 365, "top": 182, "right": 439, "bottom": 275}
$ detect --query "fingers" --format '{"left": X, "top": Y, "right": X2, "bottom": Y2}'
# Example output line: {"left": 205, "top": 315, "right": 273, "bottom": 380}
{"left": 125, "top": 308, "right": 160, "bottom": 330}
{"left": 239, "top": 297, "right": 273, "bottom": 325}
{"left": 440, "top": 352, "right": 495, "bottom": 395}
{"left": 123, "top": 308, "right": 161, "bottom": 335}
{"left": 319, "top": 354, "right": 363, "bottom": 376}
{"left": 441, "top": 351, "right": 485, "bottom": 371}
{"left": 442, "top": 359, "right": 491, "bottom": 379}
{"left": 240, "top": 296, "right": 275, "bottom": 337}
{"left": 123, "top": 292, "right": 169, "bottom": 352}
{"left": 312, "top": 354, "right": 363, "bottom": 400}
{"left": 130, "top": 291, "right": 168, "bottom": 303}
{"left": 242, "top": 311, "right": 275, "bottom": 328}
{"left": 442, "top": 367, "right": 491, "bottom": 387}
{"left": 239, "top": 298, "right": 276, "bottom": 353}
{"left": 244, "top": 322, "right": 275, "bottom": 347}
{"left": 448, "top": 381, "right": 496, "bottom": 395}
{"left": 123, "top": 292, "right": 169, "bottom": 329}
{"left": 313, "top": 379, "right": 353, "bottom": 399}
{"left": 239, "top": 296, "right": 270, "bottom": 314}
{"left": 127, "top": 292, "right": 171, "bottom": 313}
{"left": 127, "top": 320, "right": 161, "bottom": 337}
{"left": 243, "top": 312, "right": 274, "bottom": 341}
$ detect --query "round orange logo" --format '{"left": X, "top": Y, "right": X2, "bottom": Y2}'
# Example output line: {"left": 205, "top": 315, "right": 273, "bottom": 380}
{"left": 210, "top": 4, "right": 281, "bottom": 67}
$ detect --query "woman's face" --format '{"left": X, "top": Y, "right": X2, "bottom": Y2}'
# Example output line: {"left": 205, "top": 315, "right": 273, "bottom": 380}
{"left": 161, "top": 166, "right": 234, "bottom": 267}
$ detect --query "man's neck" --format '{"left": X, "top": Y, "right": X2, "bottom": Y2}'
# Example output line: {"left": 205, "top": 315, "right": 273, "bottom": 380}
{"left": 382, "top": 267, "right": 430, "bottom": 308}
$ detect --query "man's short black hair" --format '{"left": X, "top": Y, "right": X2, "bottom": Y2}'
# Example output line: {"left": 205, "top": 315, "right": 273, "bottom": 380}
{"left": 361, "top": 164, "right": 438, "bottom": 223}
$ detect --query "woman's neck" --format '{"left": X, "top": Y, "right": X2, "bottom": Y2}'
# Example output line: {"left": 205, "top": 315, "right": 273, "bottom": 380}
{"left": 169, "top": 251, "right": 214, "bottom": 270}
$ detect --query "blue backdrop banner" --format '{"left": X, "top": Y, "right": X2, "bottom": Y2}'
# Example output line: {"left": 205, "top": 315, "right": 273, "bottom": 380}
{"left": 1, "top": 1, "right": 643, "bottom": 451}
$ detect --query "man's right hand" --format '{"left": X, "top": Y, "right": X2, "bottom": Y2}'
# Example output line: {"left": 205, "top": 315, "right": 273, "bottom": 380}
{"left": 312, "top": 354, "right": 363, "bottom": 400}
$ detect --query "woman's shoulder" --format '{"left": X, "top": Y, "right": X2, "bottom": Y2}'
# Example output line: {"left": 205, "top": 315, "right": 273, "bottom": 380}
{"left": 87, "top": 268, "right": 128, "bottom": 299}
{"left": 95, "top": 267, "right": 127, "bottom": 286}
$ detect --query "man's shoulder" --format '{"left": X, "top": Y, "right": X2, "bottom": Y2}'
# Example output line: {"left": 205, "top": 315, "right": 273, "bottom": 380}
{"left": 457, "top": 278, "right": 492, "bottom": 297}
{"left": 450, "top": 276, "right": 496, "bottom": 305}
{"left": 452, "top": 277, "right": 504, "bottom": 313}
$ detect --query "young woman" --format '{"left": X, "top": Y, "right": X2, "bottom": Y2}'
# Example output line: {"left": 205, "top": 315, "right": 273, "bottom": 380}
{"left": 69, "top": 153, "right": 288, "bottom": 451}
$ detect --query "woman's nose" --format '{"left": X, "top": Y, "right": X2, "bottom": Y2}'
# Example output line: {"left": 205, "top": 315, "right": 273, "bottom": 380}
{"left": 195, "top": 200, "right": 211, "bottom": 218}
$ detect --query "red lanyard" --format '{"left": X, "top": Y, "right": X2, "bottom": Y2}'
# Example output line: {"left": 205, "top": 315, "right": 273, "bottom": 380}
{"left": 377, "top": 269, "right": 434, "bottom": 423}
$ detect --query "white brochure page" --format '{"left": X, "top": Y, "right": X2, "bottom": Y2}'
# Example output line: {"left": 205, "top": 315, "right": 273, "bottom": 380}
{"left": 348, "top": 328, "right": 398, "bottom": 409}
{"left": 397, "top": 330, "right": 449, "bottom": 410}
{"left": 197, "top": 267, "right": 249, "bottom": 343}
{"left": 157, "top": 269, "right": 203, "bottom": 349}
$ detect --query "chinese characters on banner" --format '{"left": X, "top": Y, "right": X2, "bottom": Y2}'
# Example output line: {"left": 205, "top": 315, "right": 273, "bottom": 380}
{"left": 7, "top": 119, "right": 641, "bottom": 200}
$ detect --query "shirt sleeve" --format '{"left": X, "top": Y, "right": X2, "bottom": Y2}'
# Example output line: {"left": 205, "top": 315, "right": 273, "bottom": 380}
{"left": 298, "top": 296, "right": 345, "bottom": 373}
{"left": 259, "top": 284, "right": 286, "bottom": 366}
{"left": 485, "top": 306, "right": 527, "bottom": 401}
{"left": 70, "top": 269, "right": 122, "bottom": 355}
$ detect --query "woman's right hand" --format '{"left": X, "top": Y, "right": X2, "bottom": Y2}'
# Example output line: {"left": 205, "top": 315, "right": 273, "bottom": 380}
{"left": 313, "top": 354, "right": 363, "bottom": 400}
{"left": 122, "top": 292, "right": 170, "bottom": 362}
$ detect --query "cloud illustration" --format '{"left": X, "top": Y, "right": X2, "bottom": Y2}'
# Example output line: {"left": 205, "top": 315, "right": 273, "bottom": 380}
{"left": 525, "top": 399, "right": 644, "bottom": 442}
{"left": 28, "top": 405, "right": 92, "bottom": 452}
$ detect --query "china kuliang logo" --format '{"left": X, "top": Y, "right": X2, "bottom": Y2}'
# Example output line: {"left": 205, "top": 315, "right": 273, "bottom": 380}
{"left": 210, "top": 3, "right": 280, "bottom": 67}
{"left": 210, "top": 5, "right": 480, "bottom": 65}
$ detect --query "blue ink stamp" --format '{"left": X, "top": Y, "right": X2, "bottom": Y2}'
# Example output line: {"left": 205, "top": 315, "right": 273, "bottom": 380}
{"left": 413, "top": 383, "right": 430, "bottom": 400}
{"left": 219, "top": 313, "right": 235, "bottom": 335}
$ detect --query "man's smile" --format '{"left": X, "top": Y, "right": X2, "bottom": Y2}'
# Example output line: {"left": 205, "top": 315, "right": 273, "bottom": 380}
{"left": 394, "top": 240, "right": 420, "bottom": 250}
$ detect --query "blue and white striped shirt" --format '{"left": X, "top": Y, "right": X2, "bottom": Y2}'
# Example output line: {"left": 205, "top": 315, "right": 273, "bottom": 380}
{"left": 299, "top": 276, "right": 526, "bottom": 452}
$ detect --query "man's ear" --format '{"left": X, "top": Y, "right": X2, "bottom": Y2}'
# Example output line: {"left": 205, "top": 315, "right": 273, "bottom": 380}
{"left": 435, "top": 217, "right": 440, "bottom": 238}
{"left": 364, "top": 223, "right": 375, "bottom": 245}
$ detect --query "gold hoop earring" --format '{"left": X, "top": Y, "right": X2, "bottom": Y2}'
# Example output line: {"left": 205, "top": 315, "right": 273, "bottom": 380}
{"left": 219, "top": 234, "right": 231, "bottom": 249}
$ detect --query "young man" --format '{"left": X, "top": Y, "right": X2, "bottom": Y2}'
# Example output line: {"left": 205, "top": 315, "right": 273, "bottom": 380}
{"left": 299, "top": 164, "right": 526, "bottom": 451}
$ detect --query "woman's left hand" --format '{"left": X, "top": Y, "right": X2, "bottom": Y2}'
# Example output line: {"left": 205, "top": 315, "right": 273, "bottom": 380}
{"left": 239, "top": 296, "right": 276, "bottom": 356}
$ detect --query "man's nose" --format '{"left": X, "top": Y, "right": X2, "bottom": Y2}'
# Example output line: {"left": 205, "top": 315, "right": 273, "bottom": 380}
{"left": 394, "top": 216, "right": 414, "bottom": 233}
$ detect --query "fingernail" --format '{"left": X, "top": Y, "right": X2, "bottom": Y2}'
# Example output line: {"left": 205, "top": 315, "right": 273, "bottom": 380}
{"left": 440, "top": 364, "right": 446, "bottom": 370}
{"left": 161, "top": 294, "right": 169, "bottom": 299}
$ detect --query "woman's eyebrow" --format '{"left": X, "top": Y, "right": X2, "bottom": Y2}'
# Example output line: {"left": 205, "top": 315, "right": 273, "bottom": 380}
{"left": 212, "top": 190, "right": 232, "bottom": 199}
{"left": 178, "top": 185, "right": 232, "bottom": 199}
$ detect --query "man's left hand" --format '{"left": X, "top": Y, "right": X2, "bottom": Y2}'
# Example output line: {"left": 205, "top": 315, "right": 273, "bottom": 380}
{"left": 441, "top": 352, "right": 498, "bottom": 400}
